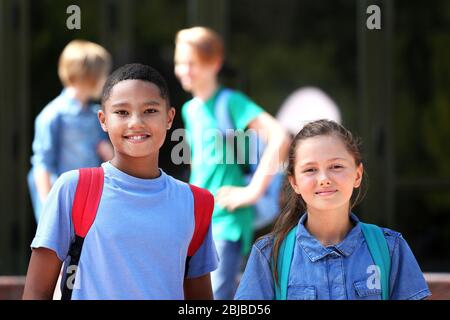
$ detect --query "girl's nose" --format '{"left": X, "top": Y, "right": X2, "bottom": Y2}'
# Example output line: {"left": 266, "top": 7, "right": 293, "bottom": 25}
{"left": 320, "top": 180, "right": 331, "bottom": 187}
{"left": 319, "top": 174, "right": 332, "bottom": 187}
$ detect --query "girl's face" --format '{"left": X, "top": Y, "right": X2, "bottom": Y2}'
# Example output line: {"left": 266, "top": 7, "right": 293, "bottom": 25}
{"left": 98, "top": 79, "right": 175, "bottom": 160}
{"left": 288, "top": 135, "right": 363, "bottom": 214}
{"left": 174, "top": 42, "right": 219, "bottom": 93}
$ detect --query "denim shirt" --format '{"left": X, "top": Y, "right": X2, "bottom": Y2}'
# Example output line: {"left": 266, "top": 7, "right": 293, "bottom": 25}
{"left": 30, "top": 89, "right": 107, "bottom": 176}
{"left": 235, "top": 213, "right": 431, "bottom": 300}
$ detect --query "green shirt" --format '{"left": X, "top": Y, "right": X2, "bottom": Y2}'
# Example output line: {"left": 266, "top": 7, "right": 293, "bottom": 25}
{"left": 181, "top": 87, "right": 264, "bottom": 255}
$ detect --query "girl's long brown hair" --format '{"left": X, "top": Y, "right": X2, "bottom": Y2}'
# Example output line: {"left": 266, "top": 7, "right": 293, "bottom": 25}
{"left": 270, "top": 119, "right": 366, "bottom": 285}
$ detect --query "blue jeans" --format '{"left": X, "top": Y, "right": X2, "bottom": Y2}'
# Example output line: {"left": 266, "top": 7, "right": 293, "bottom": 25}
{"left": 211, "top": 240, "right": 243, "bottom": 300}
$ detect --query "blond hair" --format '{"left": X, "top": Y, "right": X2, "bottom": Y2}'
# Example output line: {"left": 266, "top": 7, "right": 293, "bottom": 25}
{"left": 58, "top": 40, "right": 111, "bottom": 87}
{"left": 175, "top": 26, "right": 224, "bottom": 65}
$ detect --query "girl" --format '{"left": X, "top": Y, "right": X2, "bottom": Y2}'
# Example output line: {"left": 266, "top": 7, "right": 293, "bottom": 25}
{"left": 235, "top": 119, "right": 431, "bottom": 300}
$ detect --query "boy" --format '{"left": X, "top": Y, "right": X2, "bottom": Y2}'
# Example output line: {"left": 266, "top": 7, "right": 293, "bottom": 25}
{"left": 174, "top": 26, "right": 290, "bottom": 299}
{"left": 28, "top": 40, "right": 114, "bottom": 222}
{"left": 23, "top": 63, "right": 218, "bottom": 300}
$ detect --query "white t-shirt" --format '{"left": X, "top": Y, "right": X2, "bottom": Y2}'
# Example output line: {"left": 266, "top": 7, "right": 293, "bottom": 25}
{"left": 31, "top": 162, "right": 218, "bottom": 299}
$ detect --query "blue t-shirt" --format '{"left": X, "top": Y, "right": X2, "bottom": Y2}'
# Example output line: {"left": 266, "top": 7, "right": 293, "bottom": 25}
{"left": 31, "top": 162, "right": 219, "bottom": 300}
{"left": 30, "top": 89, "right": 107, "bottom": 176}
{"left": 235, "top": 213, "right": 431, "bottom": 300}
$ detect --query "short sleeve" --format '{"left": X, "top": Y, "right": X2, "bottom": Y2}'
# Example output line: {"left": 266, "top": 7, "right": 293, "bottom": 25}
{"left": 389, "top": 234, "right": 431, "bottom": 300}
{"left": 234, "top": 240, "right": 275, "bottom": 300}
{"left": 227, "top": 91, "right": 264, "bottom": 131}
{"left": 185, "top": 223, "right": 219, "bottom": 279}
{"left": 30, "top": 170, "right": 78, "bottom": 262}
{"left": 31, "top": 111, "right": 60, "bottom": 174}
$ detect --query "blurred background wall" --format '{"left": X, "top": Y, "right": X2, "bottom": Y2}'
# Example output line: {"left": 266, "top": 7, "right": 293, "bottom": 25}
{"left": 0, "top": 0, "right": 449, "bottom": 275}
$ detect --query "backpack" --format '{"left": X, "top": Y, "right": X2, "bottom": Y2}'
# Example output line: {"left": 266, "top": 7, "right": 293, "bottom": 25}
{"left": 61, "top": 167, "right": 214, "bottom": 300}
{"left": 274, "top": 222, "right": 391, "bottom": 300}
{"left": 215, "top": 88, "right": 284, "bottom": 230}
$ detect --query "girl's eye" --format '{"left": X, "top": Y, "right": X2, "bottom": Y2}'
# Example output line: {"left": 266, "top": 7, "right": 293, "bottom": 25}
{"left": 331, "top": 165, "right": 344, "bottom": 170}
{"left": 144, "top": 109, "right": 157, "bottom": 114}
{"left": 114, "top": 110, "right": 128, "bottom": 115}
{"left": 303, "top": 168, "right": 316, "bottom": 173}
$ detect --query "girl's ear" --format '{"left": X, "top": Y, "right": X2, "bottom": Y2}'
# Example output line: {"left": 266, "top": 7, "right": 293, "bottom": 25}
{"left": 354, "top": 163, "right": 364, "bottom": 188}
{"left": 98, "top": 109, "right": 108, "bottom": 132}
{"left": 288, "top": 175, "right": 301, "bottom": 195}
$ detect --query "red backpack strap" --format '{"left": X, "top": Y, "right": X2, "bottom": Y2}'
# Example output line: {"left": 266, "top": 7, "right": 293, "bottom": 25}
{"left": 72, "top": 167, "right": 104, "bottom": 237}
{"left": 187, "top": 184, "right": 214, "bottom": 257}
{"left": 62, "top": 167, "right": 104, "bottom": 300}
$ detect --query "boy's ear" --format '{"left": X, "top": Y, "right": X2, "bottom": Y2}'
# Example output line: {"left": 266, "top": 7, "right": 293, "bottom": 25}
{"left": 98, "top": 109, "right": 108, "bottom": 132}
{"left": 166, "top": 107, "right": 176, "bottom": 130}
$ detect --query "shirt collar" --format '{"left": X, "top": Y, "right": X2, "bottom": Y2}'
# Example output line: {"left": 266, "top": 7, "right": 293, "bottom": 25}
{"left": 60, "top": 88, "right": 87, "bottom": 114}
{"left": 296, "top": 212, "right": 362, "bottom": 262}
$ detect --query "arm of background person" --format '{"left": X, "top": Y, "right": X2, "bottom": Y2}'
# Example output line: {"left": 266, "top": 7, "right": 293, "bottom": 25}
{"left": 34, "top": 169, "right": 53, "bottom": 204}
{"left": 216, "top": 112, "right": 290, "bottom": 211}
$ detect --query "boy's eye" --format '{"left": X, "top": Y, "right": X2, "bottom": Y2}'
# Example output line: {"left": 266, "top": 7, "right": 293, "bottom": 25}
{"left": 114, "top": 110, "right": 128, "bottom": 115}
{"left": 302, "top": 168, "right": 316, "bottom": 173}
{"left": 331, "top": 164, "right": 344, "bottom": 170}
{"left": 144, "top": 108, "right": 158, "bottom": 114}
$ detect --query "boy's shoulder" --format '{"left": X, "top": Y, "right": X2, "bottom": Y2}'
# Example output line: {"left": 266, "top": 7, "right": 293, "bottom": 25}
{"left": 166, "top": 174, "right": 213, "bottom": 199}
{"left": 57, "top": 169, "right": 80, "bottom": 189}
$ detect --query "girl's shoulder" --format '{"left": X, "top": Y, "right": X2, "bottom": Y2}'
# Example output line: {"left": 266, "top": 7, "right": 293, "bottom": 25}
{"left": 379, "top": 226, "right": 402, "bottom": 239}
{"left": 253, "top": 234, "right": 275, "bottom": 260}
{"left": 374, "top": 226, "right": 405, "bottom": 255}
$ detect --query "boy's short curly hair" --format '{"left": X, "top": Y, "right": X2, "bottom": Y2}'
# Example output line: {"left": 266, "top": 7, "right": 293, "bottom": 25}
{"left": 58, "top": 40, "right": 111, "bottom": 87}
{"left": 101, "top": 63, "right": 171, "bottom": 107}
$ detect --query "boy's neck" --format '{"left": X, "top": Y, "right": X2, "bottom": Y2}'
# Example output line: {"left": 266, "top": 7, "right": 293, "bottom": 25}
{"left": 66, "top": 86, "right": 90, "bottom": 107}
{"left": 110, "top": 154, "right": 160, "bottom": 179}
{"left": 192, "top": 79, "right": 219, "bottom": 102}
{"left": 304, "top": 206, "right": 353, "bottom": 247}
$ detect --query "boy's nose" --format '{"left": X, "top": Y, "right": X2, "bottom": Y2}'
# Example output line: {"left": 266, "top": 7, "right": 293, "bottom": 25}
{"left": 128, "top": 115, "right": 145, "bottom": 128}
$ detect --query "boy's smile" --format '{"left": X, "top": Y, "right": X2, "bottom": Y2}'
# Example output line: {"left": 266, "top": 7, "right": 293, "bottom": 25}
{"left": 99, "top": 79, "right": 175, "bottom": 165}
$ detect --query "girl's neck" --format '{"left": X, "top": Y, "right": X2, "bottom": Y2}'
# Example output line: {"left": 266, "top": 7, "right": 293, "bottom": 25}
{"left": 110, "top": 153, "right": 160, "bottom": 179}
{"left": 192, "top": 79, "right": 219, "bottom": 102}
{"left": 305, "top": 206, "right": 353, "bottom": 247}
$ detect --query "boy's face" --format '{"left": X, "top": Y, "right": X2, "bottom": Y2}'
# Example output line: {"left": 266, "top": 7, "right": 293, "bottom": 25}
{"left": 98, "top": 79, "right": 175, "bottom": 160}
{"left": 174, "top": 42, "right": 220, "bottom": 93}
